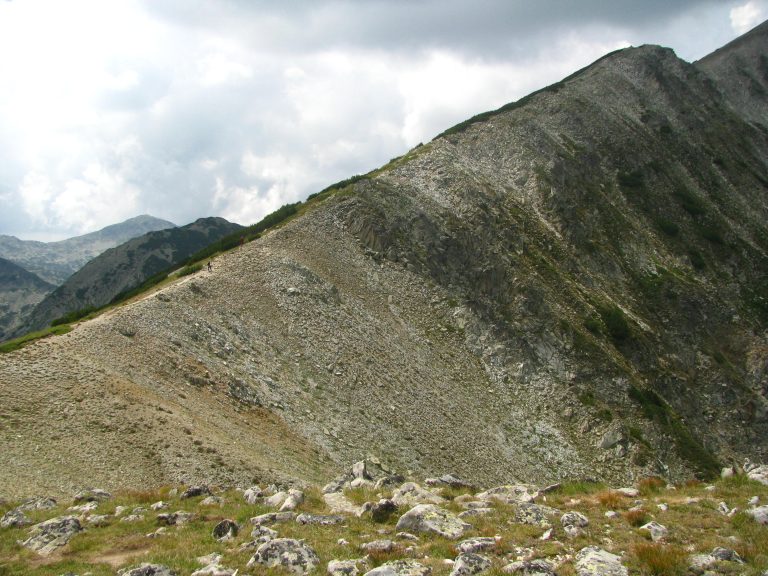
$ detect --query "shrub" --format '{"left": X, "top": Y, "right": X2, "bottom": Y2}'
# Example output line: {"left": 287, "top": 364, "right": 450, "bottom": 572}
{"left": 599, "top": 305, "right": 631, "bottom": 341}
{"left": 584, "top": 316, "right": 602, "bottom": 335}
{"left": 656, "top": 218, "right": 679, "bottom": 236}
{"left": 674, "top": 188, "right": 706, "bottom": 216}
{"left": 51, "top": 307, "right": 97, "bottom": 327}
{"left": 618, "top": 170, "right": 644, "bottom": 189}
{"left": 689, "top": 249, "right": 706, "bottom": 270}
{"left": 596, "top": 490, "right": 626, "bottom": 509}
{"left": 178, "top": 264, "right": 202, "bottom": 277}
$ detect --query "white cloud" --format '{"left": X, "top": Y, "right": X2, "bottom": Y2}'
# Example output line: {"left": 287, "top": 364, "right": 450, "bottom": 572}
{"left": 19, "top": 172, "right": 55, "bottom": 227}
{"left": 730, "top": 1, "right": 766, "bottom": 34}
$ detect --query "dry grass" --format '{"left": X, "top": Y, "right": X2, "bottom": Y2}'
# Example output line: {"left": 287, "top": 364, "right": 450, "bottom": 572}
{"left": 637, "top": 477, "right": 666, "bottom": 496}
{"left": 595, "top": 490, "right": 629, "bottom": 509}
{"left": 623, "top": 508, "right": 651, "bottom": 527}
{"left": 631, "top": 542, "right": 689, "bottom": 575}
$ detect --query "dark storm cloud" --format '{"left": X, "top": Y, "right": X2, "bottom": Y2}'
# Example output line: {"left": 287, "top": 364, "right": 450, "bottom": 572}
{"left": 142, "top": 0, "right": 721, "bottom": 56}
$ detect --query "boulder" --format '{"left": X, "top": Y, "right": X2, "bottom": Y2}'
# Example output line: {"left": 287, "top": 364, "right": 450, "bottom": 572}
{"left": 118, "top": 564, "right": 177, "bottom": 576}
{"left": 614, "top": 488, "right": 638, "bottom": 498}
{"left": 251, "top": 511, "right": 296, "bottom": 525}
{"left": 191, "top": 564, "right": 237, "bottom": 576}
{"left": 280, "top": 489, "right": 305, "bottom": 512}
{"left": 574, "top": 547, "right": 627, "bottom": 576}
{"left": 395, "top": 504, "right": 471, "bottom": 539}
{"left": 17, "top": 496, "right": 57, "bottom": 511}
{"left": 745, "top": 505, "right": 768, "bottom": 525}
{"left": 1, "top": 508, "right": 30, "bottom": 528}
{"left": 599, "top": 427, "right": 625, "bottom": 450}
{"left": 514, "top": 503, "right": 558, "bottom": 527}
{"left": 267, "top": 491, "right": 289, "bottom": 508}
{"left": 21, "top": 515, "right": 81, "bottom": 556}
{"left": 561, "top": 511, "right": 589, "bottom": 537}
{"left": 328, "top": 559, "right": 369, "bottom": 576}
{"left": 244, "top": 486, "right": 264, "bottom": 504}
{"left": 352, "top": 460, "right": 372, "bottom": 480}
{"left": 297, "top": 513, "right": 345, "bottom": 525}
{"left": 392, "top": 483, "right": 445, "bottom": 507}
{"left": 212, "top": 519, "right": 239, "bottom": 541}
{"left": 360, "top": 539, "right": 395, "bottom": 553}
{"left": 200, "top": 496, "right": 224, "bottom": 506}
{"left": 73, "top": 488, "right": 111, "bottom": 503}
{"left": 476, "top": 485, "right": 538, "bottom": 504}
{"left": 711, "top": 547, "right": 744, "bottom": 563}
{"left": 251, "top": 525, "right": 279, "bottom": 543}
{"left": 363, "top": 559, "right": 431, "bottom": 576}
{"left": 324, "top": 492, "right": 363, "bottom": 515}
{"left": 370, "top": 499, "right": 398, "bottom": 522}
{"left": 156, "top": 511, "right": 196, "bottom": 526}
{"left": 449, "top": 553, "right": 491, "bottom": 576}
{"left": 248, "top": 538, "right": 320, "bottom": 575}
{"left": 180, "top": 486, "right": 212, "bottom": 499}
{"left": 459, "top": 508, "right": 494, "bottom": 519}
{"left": 456, "top": 537, "right": 498, "bottom": 554}
{"left": 425, "top": 474, "right": 475, "bottom": 490}
{"left": 502, "top": 559, "right": 556, "bottom": 575}
{"left": 639, "top": 521, "right": 667, "bottom": 542}
{"left": 747, "top": 465, "right": 768, "bottom": 485}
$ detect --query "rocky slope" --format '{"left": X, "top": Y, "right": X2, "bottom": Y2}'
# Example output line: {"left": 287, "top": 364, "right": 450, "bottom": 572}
{"left": 0, "top": 257, "right": 54, "bottom": 340}
{"left": 1, "top": 25, "right": 768, "bottom": 498}
{"left": 17, "top": 217, "right": 243, "bottom": 335}
{"left": 0, "top": 214, "right": 176, "bottom": 286}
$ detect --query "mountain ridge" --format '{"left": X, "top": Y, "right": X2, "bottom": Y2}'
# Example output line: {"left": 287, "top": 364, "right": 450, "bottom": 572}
{"left": 1, "top": 25, "right": 767, "bottom": 498}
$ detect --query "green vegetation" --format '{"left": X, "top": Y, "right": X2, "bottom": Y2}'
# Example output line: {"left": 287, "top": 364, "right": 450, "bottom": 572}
{"left": 674, "top": 188, "right": 706, "bottom": 216}
{"left": 51, "top": 307, "right": 97, "bottom": 327}
{"left": 0, "top": 325, "right": 72, "bottom": 353}
{"left": 598, "top": 305, "right": 631, "bottom": 342}
{"left": 306, "top": 174, "right": 369, "bottom": 202}
{"left": 177, "top": 263, "right": 203, "bottom": 277}
{"left": 618, "top": 170, "right": 644, "bottom": 189}
{"left": 628, "top": 384, "right": 720, "bottom": 478}
{"left": 656, "top": 218, "right": 679, "bottom": 236}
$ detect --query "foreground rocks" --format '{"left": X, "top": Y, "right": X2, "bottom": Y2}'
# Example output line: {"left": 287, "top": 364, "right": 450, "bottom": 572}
{"left": 1, "top": 463, "right": 768, "bottom": 575}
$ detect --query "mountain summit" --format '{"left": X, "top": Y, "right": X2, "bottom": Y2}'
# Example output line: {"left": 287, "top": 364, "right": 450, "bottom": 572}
{"left": 1, "top": 24, "right": 767, "bottom": 498}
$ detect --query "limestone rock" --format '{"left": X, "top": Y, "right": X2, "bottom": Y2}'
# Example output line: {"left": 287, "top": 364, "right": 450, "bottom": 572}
{"left": 514, "top": 503, "right": 558, "bottom": 527}
{"left": 502, "top": 559, "right": 557, "bottom": 575}
{"left": 297, "top": 513, "right": 345, "bottom": 525}
{"left": 562, "top": 511, "right": 589, "bottom": 537}
{"left": 449, "top": 553, "right": 491, "bottom": 576}
{"left": 73, "top": 488, "right": 111, "bottom": 503}
{"left": 477, "top": 485, "right": 538, "bottom": 504}
{"left": 574, "top": 547, "right": 627, "bottom": 576}
{"left": 267, "top": 491, "right": 289, "bottom": 508}
{"left": 244, "top": 486, "right": 264, "bottom": 504}
{"left": 251, "top": 511, "right": 296, "bottom": 525}
{"left": 151, "top": 501, "right": 169, "bottom": 511}
{"left": 425, "top": 474, "right": 475, "bottom": 490}
{"left": 87, "top": 514, "right": 112, "bottom": 527}
{"left": 324, "top": 492, "right": 363, "bottom": 515}
{"left": 745, "top": 505, "right": 768, "bottom": 525}
{"left": 747, "top": 465, "right": 768, "bottom": 485}
{"left": 118, "top": 564, "right": 178, "bottom": 576}
{"left": 614, "top": 488, "right": 638, "bottom": 498}
{"left": 281, "top": 489, "right": 305, "bottom": 512}
{"left": 18, "top": 496, "right": 57, "bottom": 511}
{"left": 599, "top": 427, "right": 625, "bottom": 450}
{"left": 395, "top": 504, "right": 471, "bottom": 539}
{"left": 456, "top": 537, "right": 498, "bottom": 554}
{"left": 459, "top": 508, "right": 494, "bottom": 519}
{"left": 328, "top": 559, "right": 369, "bottom": 576}
{"left": 191, "top": 564, "right": 237, "bottom": 576}
{"left": 248, "top": 537, "right": 320, "bottom": 575}
{"left": 360, "top": 539, "right": 395, "bottom": 553}
{"left": 1, "top": 508, "right": 30, "bottom": 528}
{"left": 21, "top": 516, "right": 81, "bottom": 556}
{"left": 157, "top": 511, "right": 196, "bottom": 526}
{"left": 363, "top": 559, "right": 431, "bottom": 576}
{"left": 200, "top": 496, "right": 223, "bottom": 506}
{"left": 370, "top": 499, "right": 398, "bottom": 522}
{"left": 392, "top": 483, "right": 445, "bottom": 507}
{"left": 251, "top": 525, "right": 279, "bottom": 543}
{"left": 352, "top": 460, "right": 372, "bottom": 480}
{"left": 180, "top": 486, "right": 212, "bottom": 499}
{"left": 212, "top": 519, "right": 239, "bottom": 541}
{"left": 639, "top": 521, "right": 667, "bottom": 542}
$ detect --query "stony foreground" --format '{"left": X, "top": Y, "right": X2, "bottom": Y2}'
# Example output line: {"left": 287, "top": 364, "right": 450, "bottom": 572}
{"left": 1, "top": 461, "right": 768, "bottom": 575}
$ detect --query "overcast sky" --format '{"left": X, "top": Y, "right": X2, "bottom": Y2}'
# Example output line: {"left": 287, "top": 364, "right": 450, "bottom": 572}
{"left": 1, "top": 0, "right": 765, "bottom": 241}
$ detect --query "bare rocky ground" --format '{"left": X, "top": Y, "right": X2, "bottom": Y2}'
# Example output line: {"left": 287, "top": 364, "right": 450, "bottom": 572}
{"left": 0, "top": 202, "right": 652, "bottom": 500}
{"left": 1, "top": 460, "right": 767, "bottom": 575}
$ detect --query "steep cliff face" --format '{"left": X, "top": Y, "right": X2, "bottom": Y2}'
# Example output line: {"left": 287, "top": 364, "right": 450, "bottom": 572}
{"left": 1, "top": 28, "right": 767, "bottom": 498}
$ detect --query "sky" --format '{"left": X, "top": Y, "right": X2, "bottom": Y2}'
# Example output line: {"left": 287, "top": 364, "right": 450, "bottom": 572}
{"left": 0, "top": 0, "right": 766, "bottom": 241}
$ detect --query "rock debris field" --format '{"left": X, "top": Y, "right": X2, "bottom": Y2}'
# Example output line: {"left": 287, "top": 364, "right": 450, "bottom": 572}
{"left": 1, "top": 459, "right": 768, "bottom": 575}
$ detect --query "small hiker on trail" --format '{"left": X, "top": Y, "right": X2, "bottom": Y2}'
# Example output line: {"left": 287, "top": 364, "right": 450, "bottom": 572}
{"left": 207, "top": 261, "right": 212, "bottom": 272}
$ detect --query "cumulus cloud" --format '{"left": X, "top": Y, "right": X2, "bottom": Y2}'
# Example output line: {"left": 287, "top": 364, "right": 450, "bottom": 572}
{"left": 0, "top": 0, "right": 758, "bottom": 240}
{"left": 730, "top": 1, "right": 767, "bottom": 33}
